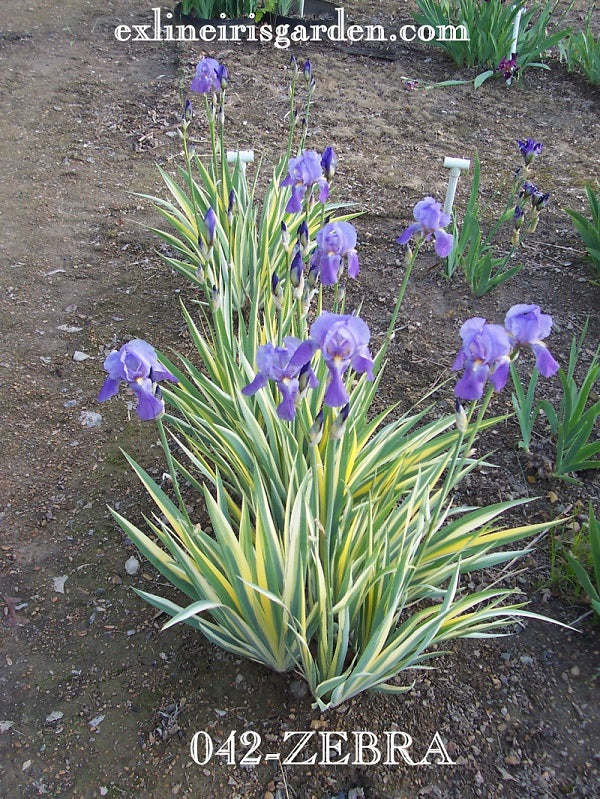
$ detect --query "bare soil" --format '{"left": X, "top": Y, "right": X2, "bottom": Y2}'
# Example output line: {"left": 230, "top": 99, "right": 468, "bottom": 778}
{"left": 1, "top": 1, "right": 599, "bottom": 798}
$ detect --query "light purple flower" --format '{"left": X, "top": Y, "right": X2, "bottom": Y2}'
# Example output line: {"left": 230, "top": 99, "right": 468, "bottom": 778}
{"left": 190, "top": 58, "right": 221, "bottom": 94}
{"left": 242, "top": 337, "right": 318, "bottom": 421}
{"left": 516, "top": 138, "right": 543, "bottom": 166}
{"left": 397, "top": 197, "right": 454, "bottom": 258}
{"left": 98, "top": 339, "right": 177, "bottom": 420}
{"left": 452, "top": 318, "right": 512, "bottom": 401}
{"left": 281, "top": 151, "right": 329, "bottom": 214}
{"left": 504, "top": 304, "right": 559, "bottom": 377}
{"left": 292, "top": 313, "right": 374, "bottom": 407}
{"left": 311, "top": 221, "right": 359, "bottom": 285}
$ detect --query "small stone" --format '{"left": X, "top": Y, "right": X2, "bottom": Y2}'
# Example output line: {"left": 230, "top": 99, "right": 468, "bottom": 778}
{"left": 73, "top": 351, "right": 90, "bottom": 362}
{"left": 80, "top": 410, "right": 102, "bottom": 428}
{"left": 570, "top": 665, "right": 580, "bottom": 677}
{"left": 125, "top": 556, "right": 140, "bottom": 576}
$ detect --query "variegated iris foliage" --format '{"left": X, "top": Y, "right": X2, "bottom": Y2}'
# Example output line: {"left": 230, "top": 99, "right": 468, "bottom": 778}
{"left": 111, "top": 62, "right": 557, "bottom": 710}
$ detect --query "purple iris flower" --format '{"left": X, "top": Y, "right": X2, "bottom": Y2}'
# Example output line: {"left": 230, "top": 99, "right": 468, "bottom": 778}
{"left": 292, "top": 313, "right": 374, "bottom": 407}
{"left": 281, "top": 151, "right": 329, "bottom": 214}
{"left": 321, "top": 146, "right": 337, "bottom": 182}
{"left": 516, "top": 138, "right": 543, "bottom": 166}
{"left": 497, "top": 54, "right": 519, "bottom": 82}
{"left": 396, "top": 197, "right": 454, "bottom": 258}
{"left": 98, "top": 339, "right": 177, "bottom": 420}
{"left": 190, "top": 58, "right": 222, "bottom": 94}
{"left": 504, "top": 304, "right": 559, "bottom": 377}
{"left": 452, "top": 319, "right": 512, "bottom": 401}
{"left": 242, "top": 338, "right": 318, "bottom": 421}
{"left": 311, "top": 221, "right": 359, "bottom": 285}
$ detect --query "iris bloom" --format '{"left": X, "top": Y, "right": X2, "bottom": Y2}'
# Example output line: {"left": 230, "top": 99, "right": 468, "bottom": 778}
{"left": 293, "top": 313, "right": 374, "bottom": 407}
{"left": 98, "top": 339, "right": 177, "bottom": 420}
{"left": 452, "top": 318, "right": 512, "bottom": 400}
{"left": 311, "top": 221, "right": 359, "bottom": 285}
{"left": 281, "top": 151, "right": 329, "bottom": 214}
{"left": 397, "top": 197, "right": 454, "bottom": 258}
{"left": 242, "top": 338, "right": 318, "bottom": 421}
{"left": 504, "top": 304, "right": 559, "bottom": 377}
{"left": 497, "top": 54, "right": 518, "bottom": 82}
{"left": 516, "top": 138, "right": 543, "bottom": 166}
{"left": 190, "top": 58, "right": 222, "bottom": 94}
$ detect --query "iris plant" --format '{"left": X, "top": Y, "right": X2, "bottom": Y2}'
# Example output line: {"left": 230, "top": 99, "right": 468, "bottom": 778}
{"left": 98, "top": 339, "right": 177, "bottom": 420}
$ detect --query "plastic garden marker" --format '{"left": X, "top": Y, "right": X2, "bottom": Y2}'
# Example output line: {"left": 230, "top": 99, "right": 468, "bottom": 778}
{"left": 226, "top": 149, "right": 254, "bottom": 173}
{"left": 510, "top": 6, "right": 524, "bottom": 59}
{"left": 507, "top": 5, "right": 525, "bottom": 85}
{"left": 443, "top": 157, "right": 471, "bottom": 216}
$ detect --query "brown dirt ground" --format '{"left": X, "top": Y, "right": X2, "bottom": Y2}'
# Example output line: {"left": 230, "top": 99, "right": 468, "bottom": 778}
{"left": 0, "top": 1, "right": 599, "bottom": 797}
